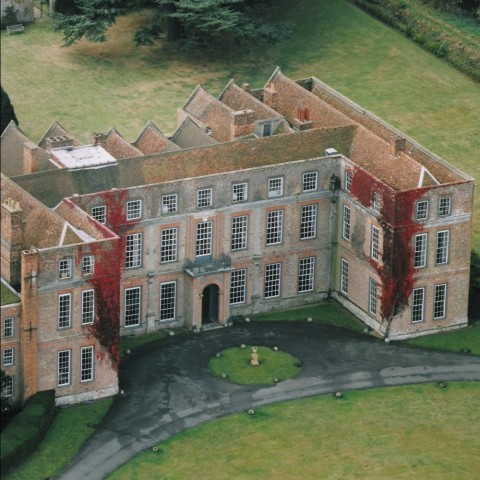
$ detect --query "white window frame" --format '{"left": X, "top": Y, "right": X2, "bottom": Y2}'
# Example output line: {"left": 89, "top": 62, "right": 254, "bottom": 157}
{"left": 124, "top": 287, "right": 141, "bottom": 327}
{"left": 82, "top": 255, "right": 95, "bottom": 276}
{"left": 232, "top": 183, "right": 248, "bottom": 202}
{"left": 416, "top": 200, "right": 429, "bottom": 221}
{"left": 340, "top": 258, "right": 349, "bottom": 295}
{"left": 266, "top": 210, "right": 283, "bottom": 245}
{"left": 196, "top": 221, "right": 213, "bottom": 257}
{"left": 80, "top": 346, "right": 94, "bottom": 382}
{"left": 3, "top": 318, "right": 14, "bottom": 338}
{"left": 231, "top": 215, "right": 248, "bottom": 251}
{"left": 125, "top": 232, "right": 143, "bottom": 268}
{"left": 2, "top": 347, "right": 14, "bottom": 366}
{"left": 369, "top": 278, "right": 377, "bottom": 315}
{"left": 264, "top": 263, "right": 281, "bottom": 299}
{"left": 412, "top": 288, "right": 425, "bottom": 323}
{"left": 81, "top": 289, "right": 95, "bottom": 325}
{"left": 433, "top": 284, "right": 447, "bottom": 320}
{"left": 4, "top": 376, "right": 13, "bottom": 396}
{"left": 268, "top": 177, "right": 283, "bottom": 197}
{"left": 414, "top": 233, "right": 427, "bottom": 268}
{"left": 58, "top": 293, "right": 72, "bottom": 329}
{"left": 438, "top": 197, "right": 451, "bottom": 217}
{"left": 230, "top": 269, "right": 246, "bottom": 305}
{"left": 160, "top": 281, "right": 176, "bottom": 321}
{"left": 342, "top": 205, "right": 351, "bottom": 241}
{"left": 197, "top": 188, "right": 213, "bottom": 209}
{"left": 160, "top": 227, "right": 178, "bottom": 263}
{"left": 59, "top": 258, "right": 72, "bottom": 280}
{"left": 302, "top": 172, "right": 318, "bottom": 192}
{"left": 344, "top": 170, "right": 352, "bottom": 192}
{"left": 91, "top": 205, "right": 106, "bottom": 224}
{"left": 126, "top": 199, "right": 142, "bottom": 221}
{"left": 57, "top": 350, "right": 71, "bottom": 386}
{"left": 436, "top": 230, "right": 450, "bottom": 265}
{"left": 298, "top": 257, "right": 315, "bottom": 293}
{"left": 371, "top": 225, "right": 380, "bottom": 261}
{"left": 162, "top": 194, "right": 178, "bottom": 214}
{"left": 300, "top": 204, "right": 317, "bottom": 240}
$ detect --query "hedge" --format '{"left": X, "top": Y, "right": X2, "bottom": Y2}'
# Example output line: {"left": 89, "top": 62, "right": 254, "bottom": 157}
{"left": 350, "top": 0, "right": 480, "bottom": 82}
{"left": 1, "top": 390, "right": 56, "bottom": 475}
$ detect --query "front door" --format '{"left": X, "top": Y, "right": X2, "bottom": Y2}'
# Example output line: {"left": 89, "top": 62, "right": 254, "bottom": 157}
{"left": 202, "top": 284, "right": 219, "bottom": 324}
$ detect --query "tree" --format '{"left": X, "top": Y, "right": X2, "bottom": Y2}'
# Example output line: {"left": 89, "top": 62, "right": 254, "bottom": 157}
{"left": 469, "top": 250, "right": 480, "bottom": 321}
{"left": 52, "top": 0, "right": 290, "bottom": 51}
{"left": 1, "top": 85, "right": 18, "bottom": 134}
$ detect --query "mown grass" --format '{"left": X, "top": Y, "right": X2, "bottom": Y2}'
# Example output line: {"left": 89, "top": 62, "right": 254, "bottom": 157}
{"left": 208, "top": 346, "right": 301, "bottom": 385}
{"left": 406, "top": 321, "right": 480, "bottom": 355}
{"left": 108, "top": 382, "right": 480, "bottom": 480}
{"left": 252, "top": 302, "right": 366, "bottom": 333}
{"left": 1, "top": 0, "right": 479, "bottom": 248}
{"left": 0, "top": 283, "right": 19, "bottom": 305}
{"left": 6, "top": 397, "right": 112, "bottom": 480}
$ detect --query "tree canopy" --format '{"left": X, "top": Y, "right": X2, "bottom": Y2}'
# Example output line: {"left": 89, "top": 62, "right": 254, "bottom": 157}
{"left": 52, "top": 0, "right": 291, "bottom": 50}
{"left": 1, "top": 85, "right": 18, "bottom": 134}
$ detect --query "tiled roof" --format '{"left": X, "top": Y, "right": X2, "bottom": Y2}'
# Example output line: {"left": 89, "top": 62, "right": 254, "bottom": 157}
{"left": 1, "top": 121, "right": 50, "bottom": 176}
{"left": 104, "top": 128, "right": 144, "bottom": 159}
{"left": 170, "top": 117, "right": 218, "bottom": 149}
{"left": 219, "top": 80, "right": 284, "bottom": 121}
{"left": 134, "top": 121, "right": 180, "bottom": 155}
{"left": 1, "top": 174, "right": 84, "bottom": 249}
{"left": 182, "top": 85, "right": 234, "bottom": 142}
{"left": 38, "top": 121, "right": 82, "bottom": 150}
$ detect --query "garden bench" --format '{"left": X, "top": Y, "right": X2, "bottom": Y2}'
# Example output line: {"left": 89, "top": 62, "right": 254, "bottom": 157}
{"left": 6, "top": 24, "right": 24, "bottom": 34}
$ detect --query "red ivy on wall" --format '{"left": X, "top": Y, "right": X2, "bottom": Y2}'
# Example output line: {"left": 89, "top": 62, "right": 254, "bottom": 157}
{"left": 83, "top": 190, "right": 137, "bottom": 371}
{"left": 349, "top": 166, "right": 430, "bottom": 329}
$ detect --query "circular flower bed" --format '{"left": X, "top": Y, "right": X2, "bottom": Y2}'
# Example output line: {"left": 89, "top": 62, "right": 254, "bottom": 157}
{"left": 208, "top": 346, "right": 301, "bottom": 385}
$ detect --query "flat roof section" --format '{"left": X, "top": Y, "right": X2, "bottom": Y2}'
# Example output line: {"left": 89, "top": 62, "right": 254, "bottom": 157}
{"left": 51, "top": 145, "right": 117, "bottom": 170}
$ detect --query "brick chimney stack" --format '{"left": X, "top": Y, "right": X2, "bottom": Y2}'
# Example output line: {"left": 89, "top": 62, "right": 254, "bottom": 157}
{"left": 45, "top": 135, "right": 74, "bottom": 152}
{"left": 21, "top": 248, "right": 40, "bottom": 403}
{"left": 1, "top": 198, "right": 24, "bottom": 287}
{"left": 231, "top": 109, "right": 255, "bottom": 138}
{"left": 92, "top": 132, "right": 108, "bottom": 148}
{"left": 23, "top": 141, "right": 39, "bottom": 174}
{"left": 390, "top": 135, "right": 407, "bottom": 157}
{"left": 263, "top": 82, "right": 278, "bottom": 110}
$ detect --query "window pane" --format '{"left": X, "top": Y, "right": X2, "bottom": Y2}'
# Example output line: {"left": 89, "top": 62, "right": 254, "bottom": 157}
{"left": 371, "top": 225, "right": 380, "bottom": 261}
{"left": 3, "top": 318, "right": 14, "bottom": 338}
{"left": 414, "top": 234, "right": 427, "bottom": 268}
{"left": 58, "top": 350, "right": 71, "bottom": 386}
{"left": 265, "top": 263, "right": 281, "bottom": 299}
{"left": 59, "top": 258, "right": 72, "bottom": 280}
{"left": 369, "top": 279, "right": 377, "bottom": 315}
{"left": 160, "top": 282, "right": 176, "bottom": 321}
{"left": 298, "top": 257, "right": 315, "bottom": 292}
{"left": 230, "top": 269, "right": 246, "bottom": 304}
{"left": 434, "top": 284, "right": 447, "bottom": 319}
{"left": 416, "top": 201, "right": 428, "bottom": 220}
{"left": 82, "top": 290, "right": 95, "bottom": 325}
{"left": 81, "top": 346, "right": 94, "bottom": 382}
{"left": 125, "top": 287, "right": 141, "bottom": 326}
{"left": 412, "top": 288, "right": 425, "bottom": 323}
{"left": 161, "top": 228, "right": 178, "bottom": 263}
{"left": 266, "top": 210, "right": 283, "bottom": 245}
{"left": 92, "top": 205, "right": 106, "bottom": 224}
{"left": 197, "top": 189, "right": 212, "bottom": 208}
{"left": 58, "top": 294, "right": 71, "bottom": 328}
{"left": 82, "top": 255, "right": 95, "bottom": 275}
{"left": 196, "top": 222, "right": 213, "bottom": 256}
{"left": 438, "top": 197, "right": 451, "bottom": 217}
{"left": 231, "top": 216, "right": 248, "bottom": 250}
{"left": 436, "top": 230, "right": 449, "bottom": 265}
{"left": 268, "top": 177, "right": 283, "bottom": 197}
{"left": 127, "top": 200, "right": 142, "bottom": 220}
{"left": 341, "top": 259, "right": 349, "bottom": 295}
{"left": 342, "top": 205, "right": 351, "bottom": 241}
{"left": 302, "top": 172, "right": 317, "bottom": 192}
{"left": 162, "top": 194, "right": 177, "bottom": 213}
{"left": 301, "top": 205, "right": 317, "bottom": 240}
{"left": 232, "top": 183, "right": 247, "bottom": 202}
{"left": 125, "top": 233, "right": 142, "bottom": 268}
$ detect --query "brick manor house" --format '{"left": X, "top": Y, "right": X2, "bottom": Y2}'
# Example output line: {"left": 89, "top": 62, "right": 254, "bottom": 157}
{"left": 1, "top": 68, "right": 474, "bottom": 408}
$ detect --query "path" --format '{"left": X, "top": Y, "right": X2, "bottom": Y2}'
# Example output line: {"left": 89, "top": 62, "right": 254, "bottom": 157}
{"left": 58, "top": 322, "right": 480, "bottom": 479}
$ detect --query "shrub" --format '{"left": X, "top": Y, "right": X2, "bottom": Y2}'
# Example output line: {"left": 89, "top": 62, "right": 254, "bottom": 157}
{"left": 1, "top": 6, "right": 18, "bottom": 30}
{"left": 1, "top": 390, "right": 56, "bottom": 475}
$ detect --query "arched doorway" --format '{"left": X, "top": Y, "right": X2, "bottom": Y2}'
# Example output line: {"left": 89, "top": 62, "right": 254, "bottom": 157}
{"left": 202, "top": 284, "right": 219, "bottom": 324}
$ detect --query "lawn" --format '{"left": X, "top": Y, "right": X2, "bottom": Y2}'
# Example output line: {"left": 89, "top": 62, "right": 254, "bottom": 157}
{"left": 1, "top": 0, "right": 479, "bottom": 248}
{"left": 6, "top": 397, "right": 112, "bottom": 480}
{"left": 108, "top": 382, "right": 480, "bottom": 480}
